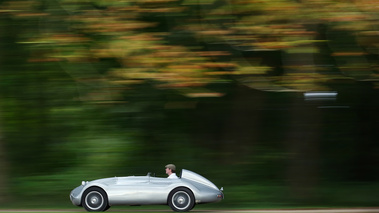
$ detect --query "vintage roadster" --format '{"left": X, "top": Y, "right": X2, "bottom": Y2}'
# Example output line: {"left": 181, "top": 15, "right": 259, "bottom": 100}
{"left": 70, "top": 169, "right": 224, "bottom": 212}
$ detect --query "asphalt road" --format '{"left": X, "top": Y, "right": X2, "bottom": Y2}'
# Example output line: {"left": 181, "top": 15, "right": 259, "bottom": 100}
{"left": 1, "top": 209, "right": 379, "bottom": 213}
{"left": 214, "top": 209, "right": 379, "bottom": 213}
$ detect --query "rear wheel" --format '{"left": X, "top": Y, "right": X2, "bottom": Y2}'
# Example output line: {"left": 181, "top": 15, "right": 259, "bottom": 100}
{"left": 82, "top": 187, "right": 110, "bottom": 212}
{"left": 168, "top": 188, "right": 195, "bottom": 212}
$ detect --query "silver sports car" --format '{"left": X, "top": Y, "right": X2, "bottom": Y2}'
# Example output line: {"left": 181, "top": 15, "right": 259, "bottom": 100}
{"left": 70, "top": 169, "right": 224, "bottom": 212}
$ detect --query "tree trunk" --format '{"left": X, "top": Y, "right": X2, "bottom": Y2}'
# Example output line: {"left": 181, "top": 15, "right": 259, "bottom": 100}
{"left": 285, "top": 100, "right": 321, "bottom": 201}
{"left": 0, "top": 15, "right": 10, "bottom": 204}
{"left": 282, "top": 49, "right": 322, "bottom": 202}
{"left": 0, "top": 124, "right": 9, "bottom": 203}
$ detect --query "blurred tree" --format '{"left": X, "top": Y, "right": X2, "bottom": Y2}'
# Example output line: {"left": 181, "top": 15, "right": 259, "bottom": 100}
{"left": 0, "top": 113, "right": 9, "bottom": 203}
{"left": 0, "top": 12, "right": 18, "bottom": 203}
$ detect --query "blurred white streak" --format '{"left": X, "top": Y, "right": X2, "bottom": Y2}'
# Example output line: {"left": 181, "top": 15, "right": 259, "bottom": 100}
{"left": 304, "top": 91, "right": 337, "bottom": 101}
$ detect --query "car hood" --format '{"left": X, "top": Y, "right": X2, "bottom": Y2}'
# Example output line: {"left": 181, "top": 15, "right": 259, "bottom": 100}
{"left": 88, "top": 177, "right": 117, "bottom": 185}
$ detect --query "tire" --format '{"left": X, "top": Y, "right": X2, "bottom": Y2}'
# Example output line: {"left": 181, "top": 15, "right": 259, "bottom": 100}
{"left": 168, "top": 188, "right": 195, "bottom": 212}
{"left": 82, "top": 187, "right": 110, "bottom": 212}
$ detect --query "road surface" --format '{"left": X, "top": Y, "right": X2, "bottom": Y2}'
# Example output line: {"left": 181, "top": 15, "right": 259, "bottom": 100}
{"left": 1, "top": 209, "right": 379, "bottom": 213}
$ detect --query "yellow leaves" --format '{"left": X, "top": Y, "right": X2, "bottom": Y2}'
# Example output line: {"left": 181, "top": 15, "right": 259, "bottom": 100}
{"left": 204, "top": 66, "right": 270, "bottom": 76}
{"left": 156, "top": 78, "right": 210, "bottom": 88}
{"left": 20, "top": 33, "right": 93, "bottom": 62}
{"left": 135, "top": 0, "right": 184, "bottom": 13}
{"left": 251, "top": 39, "right": 325, "bottom": 51}
{"left": 82, "top": 19, "right": 157, "bottom": 34}
{"left": 182, "top": 0, "right": 217, "bottom": 5}
{"left": 9, "top": 0, "right": 378, "bottom": 96}
{"left": 323, "top": 12, "right": 369, "bottom": 23}
{"left": 166, "top": 65, "right": 204, "bottom": 72}
{"left": 204, "top": 71, "right": 233, "bottom": 76}
{"left": 12, "top": 12, "right": 48, "bottom": 17}
{"left": 157, "top": 63, "right": 214, "bottom": 87}
{"left": 69, "top": 7, "right": 157, "bottom": 35}
{"left": 108, "top": 40, "right": 146, "bottom": 57}
{"left": 234, "top": 66, "right": 271, "bottom": 75}
{"left": 1, "top": 0, "right": 39, "bottom": 12}
{"left": 152, "top": 49, "right": 192, "bottom": 58}
{"left": 137, "top": 0, "right": 177, "bottom": 3}
{"left": 332, "top": 52, "right": 367, "bottom": 56}
{"left": 354, "top": 0, "right": 379, "bottom": 12}
{"left": 279, "top": 73, "right": 331, "bottom": 91}
{"left": 286, "top": 47, "right": 319, "bottom": 54}
{"left": 96, "top": 34, "right": 162, "bottom": 59}
{"left": 111, "top": 68, "right": 151, "bottom": 76}
{"left": 106, "top": 42, "right": 236, "bottom": 89}
{"left": 50, "top": 34, "right": 91, "bottom": 44}
{"left": 263, "top": 1, "right": 301, "bottom": 12}
{"left": 240, "top": 76, "right": 299, "bottom": 92}
{"left": 200, "top": 62, "right": 237, "bottom": 69}
{"left": 198, "top": 30, "right": 233, "bottom": 36}
{"left": 173, "top": 88, "right": 224, "bottom": 98}
{"left": 110, "top": 58, "right": 269, "bottom": 87}
{"left": 0, "top": 0, "right": 49, "bottom": 17}
{"left": 136, "top": 7, "right": 184, "bottom": 13}
{"left": 196, "top": 51, "right": 231, "bottom": 57}
{"left": 255, "top": 41, "right": 292, "bottom": 50}
{"left": 185, "top": 92, "right": 224, "bottom": 98}
{"left": 113, "top": 70, "right": 160, "bottom": 80}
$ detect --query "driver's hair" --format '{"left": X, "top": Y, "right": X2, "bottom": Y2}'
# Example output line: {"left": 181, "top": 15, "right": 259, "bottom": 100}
{"left": 165, "top": 164, "right": 176, "bottom": 173}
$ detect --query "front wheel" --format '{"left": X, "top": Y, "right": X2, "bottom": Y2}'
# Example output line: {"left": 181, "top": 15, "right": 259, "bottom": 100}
{"left": 168, "top": 188, "right": 195, "bottom": 212}
{"left": 82, "top": 187, "right": 110, "bottom": 212}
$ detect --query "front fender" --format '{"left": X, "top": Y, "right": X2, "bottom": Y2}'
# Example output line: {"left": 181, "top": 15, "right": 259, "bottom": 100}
{"left": 70, "top": 182, "right": 109, "bottom": 206}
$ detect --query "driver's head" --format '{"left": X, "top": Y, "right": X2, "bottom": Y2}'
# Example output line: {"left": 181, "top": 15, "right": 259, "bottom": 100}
{"left": 165, "top": 164, "right": 176, "bottom": 174}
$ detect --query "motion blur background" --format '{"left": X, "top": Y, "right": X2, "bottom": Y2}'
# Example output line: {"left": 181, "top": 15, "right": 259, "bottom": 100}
{"left": 0, "top": 0, "right": 378, "bottom": 209}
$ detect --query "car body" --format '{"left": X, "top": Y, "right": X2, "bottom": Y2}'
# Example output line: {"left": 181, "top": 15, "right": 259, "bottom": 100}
{"left": 70, "top": 169, "right": 224, "bottom": 212}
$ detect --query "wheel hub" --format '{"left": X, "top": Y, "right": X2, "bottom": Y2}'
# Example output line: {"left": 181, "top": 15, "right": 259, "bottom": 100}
{"left": 177, "top": 196, "right": 186, "bottom": 204}
{"left": 91, "top": 197, "right": 99, "bottom": 205}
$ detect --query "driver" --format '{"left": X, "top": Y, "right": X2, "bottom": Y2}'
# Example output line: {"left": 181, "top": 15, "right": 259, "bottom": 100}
{"left": 165, "top": 164, "right": 179, "bottom": 179}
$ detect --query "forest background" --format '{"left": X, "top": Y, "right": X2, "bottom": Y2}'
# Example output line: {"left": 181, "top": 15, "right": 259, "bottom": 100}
{"left": 0, "top": 0, "right": 378, "bottom": 209}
